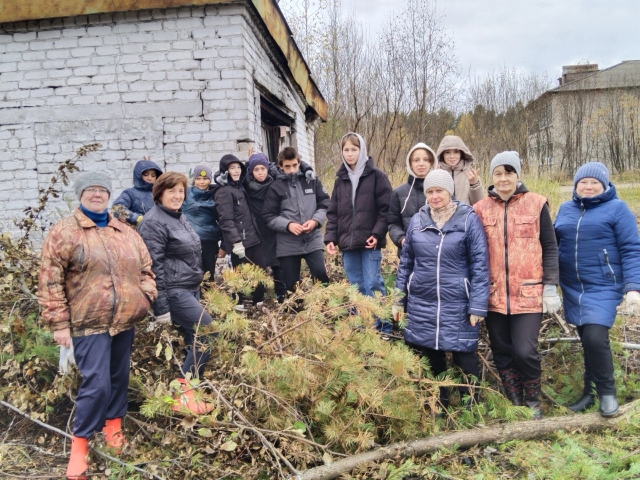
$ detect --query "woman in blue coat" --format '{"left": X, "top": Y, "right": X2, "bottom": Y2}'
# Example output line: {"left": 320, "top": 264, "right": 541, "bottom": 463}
{"left": 396, "top": 170, "right": 490, "bottom": 408}
{"left": 182, "top": 165, "right": 222, "bottom": 279}
{"left": 555, "top": 162, "right": 640, "bottom": 417}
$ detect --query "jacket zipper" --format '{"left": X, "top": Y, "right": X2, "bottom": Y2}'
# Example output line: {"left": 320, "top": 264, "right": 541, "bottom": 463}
{"left": 575, "top": 203, "right": 586, "bottom": 323}
{"left": 348, "top": 182, "right": 356, "bottom": 249}
{"left": 503, "top": 201, "right": 511, "bottom": 314}
{"left": 435, "top": 230, "right": 446, "bottom": 350}
{"left": 603, "top": 249, "right": 617, "bottom": 284}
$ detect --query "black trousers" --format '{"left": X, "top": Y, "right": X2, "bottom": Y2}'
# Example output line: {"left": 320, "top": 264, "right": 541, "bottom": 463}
{"left": 485, "top": 311, "right": 542, "bottom": 381}
{"left": 577, "top": 324, "right": 616, "bottom": 396}
{"left": 231, "top": 244, "right": 266, "bottom": 304}
{"left": 200, "top": 239, "right": 219, "bottom": 280}
{"left": 278, "top": 250, "right": 329, "bottom": 293}
{"left": 168, "top": 288, "right": 214, "bottom": 378}
{"left": 72, "top": 328, "right": 134, "bottom": 438}
{"left": 271, "top": 265, "right": 288, "bottom": 298}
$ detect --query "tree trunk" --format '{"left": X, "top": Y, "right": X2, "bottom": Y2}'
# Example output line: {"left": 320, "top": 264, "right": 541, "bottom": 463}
{"left": 300, "top": 399, "right": 640, "bottom": 480}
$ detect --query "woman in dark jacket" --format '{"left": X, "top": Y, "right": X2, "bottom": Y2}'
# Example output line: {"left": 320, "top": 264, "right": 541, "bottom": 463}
{"left": 396, "top": 169, "right": 489, "bottom": 408}
{"left": 182, "top": 164, "right": 222, "bottom": 279}
{"left": 555, "top": 162, "right": 640, "bottom": 417}
{"left": 473, "top": 152, "right": 561, "bottom": 419}
{"left": 388, "top": 142, "right": 436, "bottom": 256}
{"left": 325, "top": 132, "right": 392, "bottom": 333}
{"left": 138, "top": 172, "right": 214, "bottom": 416}
{"left": 212, "top": 154, "right": 264, "bottom": 309}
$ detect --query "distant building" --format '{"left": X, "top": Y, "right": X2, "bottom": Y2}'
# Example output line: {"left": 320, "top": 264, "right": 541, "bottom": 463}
{"left": 528, "top": 60, "right": 640, "bottom": 175}
{"left": 0, "top": 0, "right": 326, "bottom": 233}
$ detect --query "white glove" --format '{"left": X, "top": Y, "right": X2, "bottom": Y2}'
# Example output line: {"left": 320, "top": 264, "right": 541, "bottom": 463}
{"left": 625, "top": 291, "right": 640, "bottom": 316}
{"left": 542, "top": 284, "right": 562, "bottom": 314}
{"left": 469, "top": 314, "right": 483, "bottom": 326}
{"left": 232, "top": 242, "right": 245, "bottom": 258}
{"left": 59, "top": 344, "right": 76, "bottom": 375}
{"left": 305, "top": 169, "right": 316, "bottom": 181}
{"left": 155, "top": 312, "right": 172, "bottom": 325}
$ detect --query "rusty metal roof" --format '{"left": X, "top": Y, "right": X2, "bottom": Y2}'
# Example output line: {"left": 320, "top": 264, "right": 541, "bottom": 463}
{"left": 0, "top": 0, "right": 327, "bottom": 120}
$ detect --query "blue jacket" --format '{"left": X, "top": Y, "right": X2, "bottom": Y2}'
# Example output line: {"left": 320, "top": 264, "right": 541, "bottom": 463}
{"left": 396, "top": 202, "right": 490, "bottom": 352}
{"left": 554, "top": 184, "right": 640, "bottom": 327}
{"left": 182, "top": 186, "right": 221, "bottom": 242}
{"left": 113, "top": 160, "right": 163, "bottom": 225}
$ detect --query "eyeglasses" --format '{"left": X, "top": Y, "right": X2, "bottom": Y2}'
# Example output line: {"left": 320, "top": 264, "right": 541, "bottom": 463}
{"left": 84, "top": 187, "right": 109, "bottom": 195}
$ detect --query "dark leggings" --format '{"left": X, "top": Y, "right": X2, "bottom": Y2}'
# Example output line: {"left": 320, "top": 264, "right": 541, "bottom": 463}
{"left": 406, "top": 341, "right": 479, "bottom": 397}
{"left": 200, "top": 239, "right": 219, "bottom": 280}
{"left": 485, "top": 311, "right": 542, "bottom": 381}
{"left": 577, "top": 324, "right": 616, "bottom": 396}
{"left": 168, "top": 288, "right": 214, "bottom": 378}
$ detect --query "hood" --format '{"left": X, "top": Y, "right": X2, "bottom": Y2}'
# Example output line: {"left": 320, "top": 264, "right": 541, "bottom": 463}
{"left": 572, "top": 182, "right": 618, "bottom": 208}
{"left": 487, "top": 181, "right": 529, "bottom": 202}
{"left": 189, "top": 185, "right": 213, "bottom": 200}
{"left": 216, "top": 154, "right": 246, "bottom": 186}
{"left": 133, "top": 160, "right": 163, "bottom": 191}
{"left": 435, "top": 135, "right": 476, "bottom": 166}
{"left": 340, "top": 132, "right": 368, "bottom": 176}
{"left": 418, "top": 201, "right": 473, "bottom": 232}
{"left": 405, "top": 142, "right": 437, "bottom": 178}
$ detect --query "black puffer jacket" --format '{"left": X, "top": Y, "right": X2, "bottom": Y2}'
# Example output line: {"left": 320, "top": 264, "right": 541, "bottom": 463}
{"left": 325, "top": 158, "right": 392, "bottom": 250}
{"left": 388, "top": 176, "right": 425, "bottom": 253}
{"left": 245, "top": 172, "right": 277, "bottom": 267}
{"left": 138, "top": 204, "right": 204, "bottom": 316}
{"left": 211, "top": 155, "right": 262, "bottom": 252}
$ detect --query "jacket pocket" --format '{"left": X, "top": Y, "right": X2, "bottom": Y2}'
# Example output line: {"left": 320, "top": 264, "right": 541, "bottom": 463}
{"left": 514, "top": 215, "right": 538, "bottom": 238}
{"left": 599, "top": 249, "right": 617, "bottom": 284}
{"left": 518, "top": 282, "right": 543, "bottom": 309}
{"left": 483, "top": 216, "right": 498, "bottom": 238}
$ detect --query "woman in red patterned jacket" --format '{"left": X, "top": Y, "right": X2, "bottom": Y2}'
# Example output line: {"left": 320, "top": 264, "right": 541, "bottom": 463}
{"left": 38, "top": 171, "right": 157, "bottom": 480}
{"left": 473, "top": 152, "right": 560, "bottom": 420}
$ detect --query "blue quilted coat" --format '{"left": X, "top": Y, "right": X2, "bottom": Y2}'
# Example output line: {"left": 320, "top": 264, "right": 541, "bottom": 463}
{"left": 554, "top": 184, "right": 640, "bottom": 327}
{"left": 182, "top": 186, "right": 221, "bottom": 242}
{"left": 113, "top": 160, "right": 163, "bottom": 224}
{"left": 396, "top": 202, "right": 490, "bottom": 352}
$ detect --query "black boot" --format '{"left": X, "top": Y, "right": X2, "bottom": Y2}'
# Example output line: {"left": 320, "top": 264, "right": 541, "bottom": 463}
{"left": 522, "top": 378, "right": 542, "bottom": 420}
{"left": 498, "top": 368, "right": 523, "bottom": 406}
{"left": 568, "top": 394, "right": 595, "bottom": 413}
{"left": 598, "top": 395, "right": 619, "bottom": 417}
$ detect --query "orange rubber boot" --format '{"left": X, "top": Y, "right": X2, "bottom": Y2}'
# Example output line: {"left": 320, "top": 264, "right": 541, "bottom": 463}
{"left": 172, "top": 378, "right": 214, "bottom": 415}
{"left": 102, "top": 417, "right": 126, "bottom": 453}
{"left": 66, "top": 435, "right": 88, "bottom": 480}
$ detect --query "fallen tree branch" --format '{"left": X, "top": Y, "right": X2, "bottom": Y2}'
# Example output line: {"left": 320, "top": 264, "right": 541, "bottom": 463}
{"left": 551, "top": 312, "right": 572, "bottom": 335}
{"left": 541, "top": 338, "right": 640, "bottom": 350}
{"left": 299, "top": 398, "right": 640, "bottom": 480}
{"left": 0, "top": 400, "right": 163, "bottom": 480}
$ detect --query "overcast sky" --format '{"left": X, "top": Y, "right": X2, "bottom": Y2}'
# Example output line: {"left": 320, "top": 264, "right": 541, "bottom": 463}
{"left": 343, "top": 0, "right": 640, "bottom": 82}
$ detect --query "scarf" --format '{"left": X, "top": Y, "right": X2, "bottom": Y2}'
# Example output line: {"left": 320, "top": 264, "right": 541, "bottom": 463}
{"left": 80, "top": 205, "right": 108, "bottom": 227}
{"left": 430, "top": 201, "right": 457, "bottom": 230}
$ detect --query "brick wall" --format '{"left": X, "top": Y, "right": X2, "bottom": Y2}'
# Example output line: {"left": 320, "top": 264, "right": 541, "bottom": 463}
{"left": 0, "top": 4, "right": 316, "bottom": 236}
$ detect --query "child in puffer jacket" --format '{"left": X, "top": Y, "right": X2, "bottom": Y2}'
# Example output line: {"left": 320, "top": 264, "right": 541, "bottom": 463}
{"left": 113, "top": 158, "right": 163, "bottom": 226}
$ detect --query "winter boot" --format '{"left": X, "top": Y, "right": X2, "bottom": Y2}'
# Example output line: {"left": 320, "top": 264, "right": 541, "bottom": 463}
{"left": 598, "top": 394, "right": 619, "bottom": 417}
{"left": 498, "top": 368, "right": 523, "bottom": 406}
{"left": 568, "top": 370, "right": 596, "bottom": 412}
{"left": 66, "top": 435, "right": 88, "bottom": 480}
{"left": 102, "top": 417, "right": 126, "bottom": 453}
{"left": 522, "top": 378, "right": 543, "bottom": 420}
{"left": 172, "top": 378, "right": 214, "bottom": 415}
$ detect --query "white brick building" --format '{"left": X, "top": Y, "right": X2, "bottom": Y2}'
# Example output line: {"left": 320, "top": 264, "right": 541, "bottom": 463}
{"left": 0, "top": 0, "right": 326, "bottom": 234}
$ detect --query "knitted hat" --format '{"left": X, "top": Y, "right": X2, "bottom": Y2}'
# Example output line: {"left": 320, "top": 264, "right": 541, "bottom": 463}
{"left": 74, "top": 171, "right": 112, "bottom": 198}
{"left": 490, "top": 151, "right": 522, "bottom": 178}
{"left": 248, "top": 152, "right": 270, "bottom": 174}
{"left": 574, "top": 162, "right": 609, "bottom": 188}
{"left": 423, "top": 169, "right": 455, "bottom": 196}
{"left": 193, "top": 164, "right": 212, "bottom": 181}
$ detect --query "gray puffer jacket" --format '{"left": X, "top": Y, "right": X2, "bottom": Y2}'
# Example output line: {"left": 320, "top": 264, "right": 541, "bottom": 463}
{"left": 262, "top": 169, "right": 330, "bottom": 257}
{"left": 138, "top": 204, "right": 203, "bottom": 316}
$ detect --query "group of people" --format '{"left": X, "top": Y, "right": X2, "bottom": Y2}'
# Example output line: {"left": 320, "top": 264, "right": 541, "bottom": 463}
{"left": 37, "top": 133, "right": 640, "bottom": 479}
